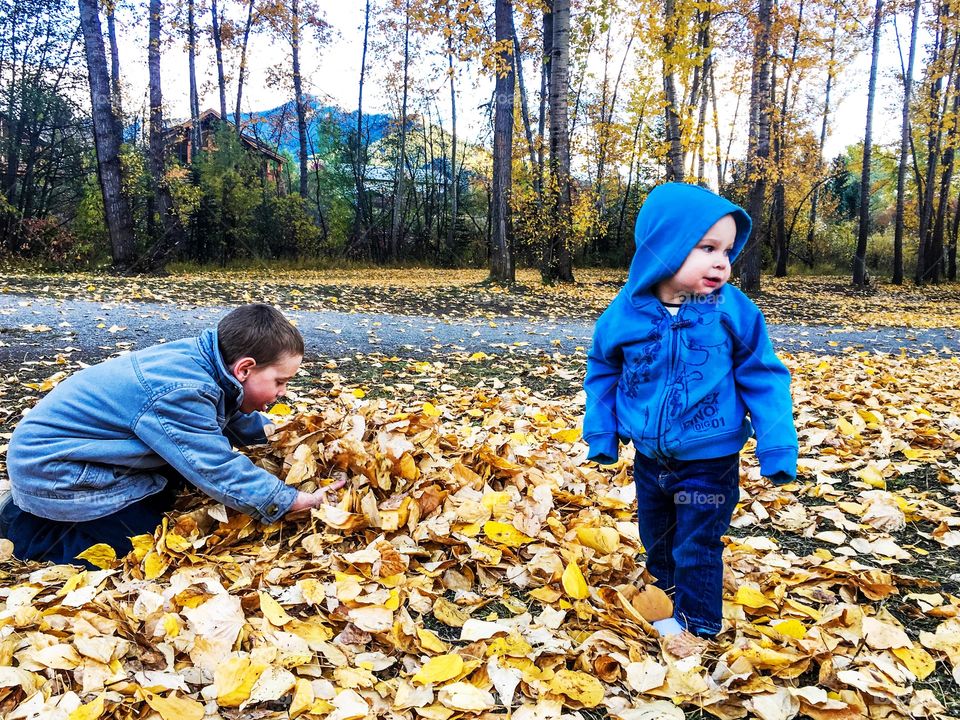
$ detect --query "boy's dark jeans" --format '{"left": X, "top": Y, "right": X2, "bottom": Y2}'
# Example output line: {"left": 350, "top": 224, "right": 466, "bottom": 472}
{"left": 634, "top": 452, "right": 740, "bottom": 637}
{"left": 1, "top": 467, "right": 184, "bottom": 569}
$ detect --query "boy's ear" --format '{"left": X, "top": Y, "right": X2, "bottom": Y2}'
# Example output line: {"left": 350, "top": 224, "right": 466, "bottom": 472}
{"left": 231, "top": 357, "right": 257, "bottom": 381}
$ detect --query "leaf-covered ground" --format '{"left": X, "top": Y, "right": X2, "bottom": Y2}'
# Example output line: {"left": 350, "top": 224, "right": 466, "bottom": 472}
{"left": 0, "top": 271, "right": 959, "bottom": 719}
{"left": 1, "top": 270, "right": 959, "bottom": 327}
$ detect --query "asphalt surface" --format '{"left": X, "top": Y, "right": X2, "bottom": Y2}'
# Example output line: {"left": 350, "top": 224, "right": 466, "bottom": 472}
{"left": 0, "top": 293, "right": 956, "bottom": 364}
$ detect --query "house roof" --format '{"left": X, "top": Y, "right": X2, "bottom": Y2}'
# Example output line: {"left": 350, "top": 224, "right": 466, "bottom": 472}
{"left": 166, "top": 109, "right": 286, "bottom": 164}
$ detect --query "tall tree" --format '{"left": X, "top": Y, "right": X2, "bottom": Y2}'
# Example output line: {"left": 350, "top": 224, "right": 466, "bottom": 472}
{"left": 490, "top": 0, "right": 515, "bottom": 282}
{"left": 145, "top": 0, "right": 177, "bottom": 268}
{"left": 211, "top": 0, "right": 228, "bottom": 119}
{"left": 187, "top": 0, "right": 200, "bottom": 155}
{"left": 740, "top": 0, "right": 773, "bottom": 295}
{"left": 445, "top": 2, "right": 458, "bottom": 257}
{"left": 853, "top": 0, "right": 883, "bottom": 287}
{"left": 390, "top": 0, "right": 410, "bottom": 260}
{"left": 77, "top": 0, "right": 135, "bottom": 268}
{"left": 806, "top": 3, "right": 839, "bottom": 271}
{"left": 915, "top": 3, "right": 952, "bottom": 284}
{"left": 662, "top": 0, "right": 684, "bottom": 180}
{"left": 105, "top": 0, "right": 122, "bottom": 116}
{"left": 772, "top": 0, "right": 804, "bottom": 278}
{"left": 235, "top": 0, "right": 257, "bottom": 129}
{"left": 542, "top": 0, "right": 574, "bottom": 283}
{"left": 893, "top": 0, "right": 921, "bottom": 284}
{"left": 352, "top": 0, "right": 371, "bottom": 255}
{"left": 291, "top": 0, "right": 308, "bottom": 197}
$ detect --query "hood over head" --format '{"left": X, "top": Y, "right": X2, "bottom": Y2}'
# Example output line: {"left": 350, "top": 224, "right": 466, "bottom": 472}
{"left": 625, "top": 182, "right": 751, "bottom": 302}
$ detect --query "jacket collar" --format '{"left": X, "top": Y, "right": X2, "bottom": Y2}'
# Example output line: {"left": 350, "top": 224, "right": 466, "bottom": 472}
{"left": 196, "top": 328, "right": 245, "bottom": 411}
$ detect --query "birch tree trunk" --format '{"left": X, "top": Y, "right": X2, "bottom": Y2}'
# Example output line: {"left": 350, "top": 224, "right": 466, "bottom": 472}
{"left": 390, "top": 0, "right": 409, "bottom": 260}
{"left": 211, "top": 0, "right": 228, "bottom": 119}
{"left": 490, "top": 0, "right": 515, "bottom": 282}
{"left": 806, "top": 5, "right": 838, "bottom": 269}
{"left": 291, "top": 0, "right": 309, "bottom": 198}
{"left": 740, "top": 0, "right": 773, "bottom": 295}
{"left": 235, "top": 0, "right": 256, "bottom": 130}
{"left": 893, "top": 0, "right": 921, "bottom": 284}
{"left": 853, "top": 0, "right": 883, "bottom": 287}
{"left": 352, "top": 0, "right": 371, "bottom": 256}
{"left": 188, "top": 0, "right": 200, "bottom": 155}
{"left": 662, "top": 0, "right": 684, "bottom": 181}
{"left": 77, "top": 0, "right": 135, "bottom": 269}
{"left": 542, "top": 0, "right": 574, "bottom": 283}
{"left": 106, "top": 0, "right": 122, "bottom": 116}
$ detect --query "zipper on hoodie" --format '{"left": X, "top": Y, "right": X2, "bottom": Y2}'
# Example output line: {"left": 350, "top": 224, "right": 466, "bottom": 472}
{"left": 656, "top": 303, "right": 691, "bottom": 458}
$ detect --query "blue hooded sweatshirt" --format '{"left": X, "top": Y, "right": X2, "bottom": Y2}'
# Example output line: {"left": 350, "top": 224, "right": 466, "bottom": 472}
{"left": 583, "top": 183, "right": 798, "bottom": 479}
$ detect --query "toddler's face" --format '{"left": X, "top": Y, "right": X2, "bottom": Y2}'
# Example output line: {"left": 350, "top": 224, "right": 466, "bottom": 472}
{"left": 237, "top": 352, "right": 302, "bottom": 413}
{"left": 657, "top": 214, "right": 737, "bottom": 302}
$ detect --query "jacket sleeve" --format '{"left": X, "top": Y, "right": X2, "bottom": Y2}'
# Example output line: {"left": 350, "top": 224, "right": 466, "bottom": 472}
{"left": 134, "top": 386, "right": 298, "bottom": 523}
{"left": 583, "top": 314, "right": 623, "bottom": 465}
{"left": 730, "top": 302, "right": 798, "bottom": 479}
{"left": 225, "top": 411, "right": 270, "bottom": 447}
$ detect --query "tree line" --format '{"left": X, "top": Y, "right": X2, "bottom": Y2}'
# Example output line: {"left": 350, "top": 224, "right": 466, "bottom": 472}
{"left": 1, "top": 0, "right": 959, "bottom": 290}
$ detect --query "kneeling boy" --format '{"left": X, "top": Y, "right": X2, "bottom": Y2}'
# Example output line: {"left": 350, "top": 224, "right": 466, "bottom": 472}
{"left": 1, "top": 303, "right": 339, "bottom": 565}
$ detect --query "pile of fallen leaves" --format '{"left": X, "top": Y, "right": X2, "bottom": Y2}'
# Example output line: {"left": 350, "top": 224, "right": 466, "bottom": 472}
{"left": 2, "top": 346, "right": 960, "bottom": 720}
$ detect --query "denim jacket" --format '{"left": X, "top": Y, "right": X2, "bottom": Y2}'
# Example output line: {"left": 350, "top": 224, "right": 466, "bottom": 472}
{"left": 8, "top": 329, "right": 298, "bottom": 523}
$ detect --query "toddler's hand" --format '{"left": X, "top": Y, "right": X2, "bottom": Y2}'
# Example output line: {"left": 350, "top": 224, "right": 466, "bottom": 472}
{"left": 263, "top": 423, "right": 277, "bottom": 439}
{"left": 287, "top": 478, "right": 347, "bottom": 514}
{"left": 767, "top": 471, "right": 794, "bottom": 486}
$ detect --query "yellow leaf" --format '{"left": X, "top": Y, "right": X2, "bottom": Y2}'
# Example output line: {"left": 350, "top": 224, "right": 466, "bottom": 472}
{"left": 836, "top": 417, "right": 859, "bottom": 437}
{"left": 161, "top": 613, "right": 181, "bottom": 638}
{"left": 75, "top": 544, "right": 117, "bottom": 569}
{"left": 68, "top": 694, "right": 105, "bottom": 720}
{"left": 417, "top": 627, "right": 450, "bottom": 653}
{"left": 422, "top": 401, "right": 442, "bottom": 417}
{"left": 289, "top": 679, "right": 314, "bottom": 719}
{"left": 140, "top": 690, "right": 204, "bottom": 720}
{"left": 214, "top": 655, "right": 268, "bottom": 707}
{"left": 548, "top": 669, "right": 604, "bottom": 708}
{"left": 143, "top": 551, "right": 168, "bottom": 580}
{"left": 398, "top": 453, "right": 419, "bottom": 480}
{"left": 269, "top": 402, "right": 292, "bottom": 416}
{"left": 413, "top": 654, "right": 464, "bottom": 685}
{"left": 481, "top": 491, "right": 512, "bottom": 510}
{"left": 433, "top": 597, "right": 471, "bottom": 627}
{"left": 562, "top": 560, "right": 590, "bottom": 600}
{"left": 770, "top": 619, "right": 807, "bottom": 639}
{"left": 130, "top": 534, "right": 154, "bottom": 561}
{"left": 469, "top": 352, "right": 489, "bottom": 361}
{"left": 855, "top": 464, "right": 886, "bottom": 489}
{"left": 259, "top": 592, "right": 294, "bottom": 625}
{"left": 575, "top": 527, "right": 620, "bottom": 555}
{"left": 892, "top": 646, "right": 936, "bottom": 680}
{"left": 163, "top": 532, "right": 193, "bottom": 553}
{"left": 733, "top": 585, "right": 777, "bottom": 610}
{"left": 528, "top": 587, "right": 562, "bottom": 604}
{"left": 483, "top": 521, "right": 534, "bottom": 547}
{"left": 352, "top": 388, "right": 366, "bottom": 398}
{"left": 487, "top": 632, "right": 533, "bottom": 658}
{"left": 551, "top": 428, "right": 581, "bottom": 443}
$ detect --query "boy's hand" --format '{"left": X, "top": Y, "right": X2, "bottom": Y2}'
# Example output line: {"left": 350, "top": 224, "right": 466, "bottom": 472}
{"left": 264, "top": 423, "right": 277, "bottom": 439}
{"left": 287, "top": 478, "right": 347, "bottom": 514}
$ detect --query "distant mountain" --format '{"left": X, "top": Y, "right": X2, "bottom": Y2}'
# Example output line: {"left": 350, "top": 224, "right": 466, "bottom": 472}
{"left": 228, "top": 96, "right": 394, "bottom": 157}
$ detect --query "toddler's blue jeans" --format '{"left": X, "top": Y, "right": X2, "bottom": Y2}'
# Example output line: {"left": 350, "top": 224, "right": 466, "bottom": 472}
{"left": 634, "top": 452, "right": 740, "bottom": 637}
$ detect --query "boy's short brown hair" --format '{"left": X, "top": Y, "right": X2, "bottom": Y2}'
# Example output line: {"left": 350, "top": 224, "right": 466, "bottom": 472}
{"left": 217, "top": 304, "right": 304, "bottom": 366}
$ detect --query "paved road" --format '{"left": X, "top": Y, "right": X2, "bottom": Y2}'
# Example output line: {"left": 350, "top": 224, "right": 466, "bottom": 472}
{"left": 0, "top": 293, "right": 956, "bottom": 363}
